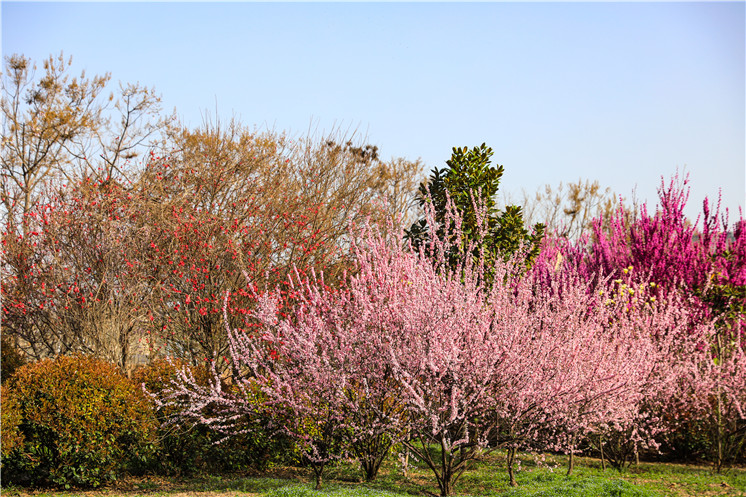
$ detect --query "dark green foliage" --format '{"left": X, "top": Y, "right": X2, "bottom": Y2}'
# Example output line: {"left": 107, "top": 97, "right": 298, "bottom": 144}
{"left": 1, "top": 355, "right": 157, "bottom": 488}
{"left": 133, "top": 358, "right": 294, "bottom": 476}
{"left": 406, "top": 144, "right": 544, "bottom": 279}
{"left": 658, "top": 417, "right": 716, "bottom": 463}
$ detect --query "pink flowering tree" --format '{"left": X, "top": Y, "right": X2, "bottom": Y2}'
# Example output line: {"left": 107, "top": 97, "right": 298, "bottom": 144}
{"left": 242, "top": 269, "right": 412, "bottom": 486}
{"left": 578, "top": 174, "right": 745, "bottom": 306}
{"left": 364, "top": 196, "right": 708, "bottom": 488}
{"left": 578, "top": 281, "right": 713, "bottom": 471}
{"left": 488, "top": 259, "right": 716, "bottom": 479}
{"left": 154, "top": 250, "right": 412, "bottom": 489}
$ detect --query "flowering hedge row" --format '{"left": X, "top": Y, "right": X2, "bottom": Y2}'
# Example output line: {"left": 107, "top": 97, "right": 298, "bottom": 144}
{"left": 2, "top": 167, "right": 743, "bottom": 494}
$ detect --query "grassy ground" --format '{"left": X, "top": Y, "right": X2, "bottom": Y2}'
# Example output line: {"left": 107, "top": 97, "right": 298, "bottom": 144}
{"left": 3, "top": 452, "right": 744, "bottom": 497}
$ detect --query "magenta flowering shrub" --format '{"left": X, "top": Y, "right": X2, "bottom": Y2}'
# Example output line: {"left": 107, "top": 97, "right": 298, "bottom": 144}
{"left": 578, "top": 174, "right": 745, "bottom": 327}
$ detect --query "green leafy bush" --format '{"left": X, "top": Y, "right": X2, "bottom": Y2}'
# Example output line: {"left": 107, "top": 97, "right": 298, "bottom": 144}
{"left": 1, "top": 355, "right": 157, "bottom": 488}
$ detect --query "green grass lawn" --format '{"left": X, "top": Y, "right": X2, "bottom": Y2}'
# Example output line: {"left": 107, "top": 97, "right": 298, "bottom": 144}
{"left": 3, "top": 452, "right": 744, "bottom": 497}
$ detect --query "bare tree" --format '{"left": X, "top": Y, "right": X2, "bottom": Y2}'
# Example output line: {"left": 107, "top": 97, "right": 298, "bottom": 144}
{"left": 1, "top": 53, "right": 108, "bottom": 232}
{"left": 1, "top": 53, "right": 172, "bottom": 234}
{"left": 75, "top": 82, "right": 174, "bottom": 183}
{"left": 516, "top": 179, "right": 635, "bottom": 241}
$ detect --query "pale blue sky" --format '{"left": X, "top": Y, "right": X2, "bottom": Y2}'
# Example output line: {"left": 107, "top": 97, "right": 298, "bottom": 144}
{"left": 3, "top": 1, "right": 744, "bottom": 224}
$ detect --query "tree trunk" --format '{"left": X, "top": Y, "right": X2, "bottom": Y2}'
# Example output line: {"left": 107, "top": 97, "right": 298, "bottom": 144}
{"left": 716, "top": 333, "right": 724, "bottom": 474}
{"left": 361, "top": 454, "right": 382, "bottom": 482}
{"left": 600, "top": 435, "right": 606, "bottom": 471}
{"left": 439, "top": 447, "right": 453, "bottom": 496}
{"left": 312, "top": 463, "right": 324, "bottom": 490}
{"left": 506, "top": 447, "right": 517, "bottom": 487}
{"left": 716, "top": 391, "right": 723, "bottom": 473}
{"left": 439, "top": 478, "right": 452, "bottom": 497}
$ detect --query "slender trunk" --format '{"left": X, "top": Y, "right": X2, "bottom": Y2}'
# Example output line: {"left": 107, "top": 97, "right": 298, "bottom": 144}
{"left": 402, "top": 430, "right": 411, "bottom": 477}
{"left": 119, "top": 327, "right": 129, "bottom": 373}
{"left": 312, "top": 463, "right": 324, "bottom": 490}
{"left": 361, "top": 452, "right": 382, "bottom": 481}
{"left": 567, "top": 446, "right": 574, "bottom": 476}
{"left": 716, "top": 333, "right": 724, "bottom": 474}
{"left": 439, "top": 478, "right": 451, "bottom": 497}
{"left": 22, "top": 188, "right": 32, "bottom": 238}
{"left": 634, "top": 445, "right": 639, "bottom": 466}
{"left": 716, "top": 388, "right": 723, "bottom": 473}
{"left": 600, "top": 435, "right": 606, "bottom": 471}
{"left": 439, "top": 438, "right": 452, "bottom": 496}
{"left": 506, "top": 447, "right": 517, "bottom": 487}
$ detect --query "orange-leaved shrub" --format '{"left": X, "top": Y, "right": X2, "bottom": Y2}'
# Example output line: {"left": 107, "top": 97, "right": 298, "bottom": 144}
{"left": 1, "top": 385, "right": 24, "bottom": 457}
{"left": 1, "top": 355, "right": 157, "bottom": 488}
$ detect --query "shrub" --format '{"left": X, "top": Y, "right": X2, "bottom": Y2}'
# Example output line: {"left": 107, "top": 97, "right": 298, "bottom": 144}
{"left": 1, "top": 385, "right": 24, "bottom": 457}
{"left": 133, "top": 358, "right": 292, "bottom": 476}
{"left": 1, "top": 355, "right": 157, "bottom": 488}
